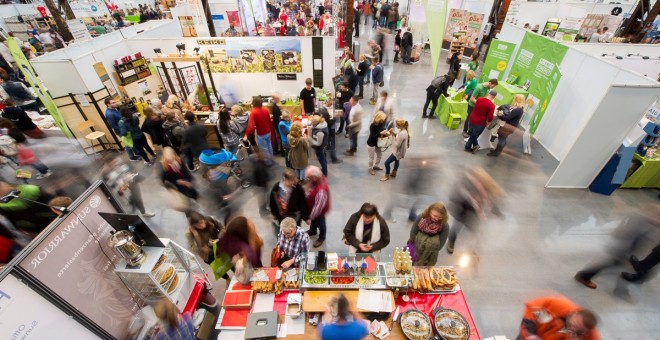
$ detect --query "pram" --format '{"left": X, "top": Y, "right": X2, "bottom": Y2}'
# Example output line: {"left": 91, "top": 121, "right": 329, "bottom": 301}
{"left": 199, "top": 149, "right": 251, "bottom": 188}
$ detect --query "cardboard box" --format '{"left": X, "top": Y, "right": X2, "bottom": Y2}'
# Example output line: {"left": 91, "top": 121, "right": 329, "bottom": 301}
{"left": 195, "top": 312, "right": 215, "bottom": 340}
{"left": 221, "top": 290, "right": 254, "bottom": 310}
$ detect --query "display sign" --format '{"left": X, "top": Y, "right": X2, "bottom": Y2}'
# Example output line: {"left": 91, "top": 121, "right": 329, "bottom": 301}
{"left": 67, "top": 19, "right": 92, "bottom": 42}
{"left": 277, "top": 74, "right": 297, "bottom": 80}
{"left": 205, "top": 38, "right": 302, "bottom": 73}
{"left": 18, "top": 185, "right": 139, "bottom": 339}
{"left": 6, "top": 38, "right": 71, "bottom": 137}
{"left": 444, "top": 9, "right": 467, "bottom": 42}
{"left": 0, "top": 274, "right": 98, "bottom": 339}
{"left": 466, "top": 12, "right": 484, "bottom": 50}
{"left": 197, "top": 38, "right": 226, "bottom": 46}
{"left": 508, "top": 33, "right": 568, "bottom": 133}
{"left": 555, "top": 17, "right": 585, "bottom": 42}
{"left": 480, "top": 40, "right": 516, "bottom": 82}
{"left": 424, "top": 0, "right": 449, "bottom": 76}
{"left": 70, "top": 2, "right": 108, "bottom": 18}
{"left": 179, "top": 16, "right": 198, "bottom": 37}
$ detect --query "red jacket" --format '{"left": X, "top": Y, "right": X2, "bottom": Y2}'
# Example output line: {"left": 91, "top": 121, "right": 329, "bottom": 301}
{"left": 306, "top": 177, "right": 331, "bottom": 221}
{"left": 245, "top": 107, "right": 272, "bottom": 137}
{"left": 520, "top": 296, "right": 599, "bottom": 340}
{"left": 469, "top": 97, "right": 495, "bottom": 127}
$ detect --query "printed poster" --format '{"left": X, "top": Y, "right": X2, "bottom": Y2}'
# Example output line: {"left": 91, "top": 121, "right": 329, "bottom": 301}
{"left": 67, "top": 19, "right": 92, "bottom": 41}
{"left": 179, "top": 16, "right": 198, "bottom": 37}
{"left": 18, "top": 186, "right": 139, "bottom": 339}
{"left": 466, "top": 12, "right": 484, "bottom": 49}
{"left": 444, "top": 9, "right": 467, "bottom": 42}
{"left": 508, "top": 32, "right": 568, "bottom": 133}
{"left": 227, "top": 10, "right": 241, "bottom": 28}
{"left": 205, "top": 38, "right": 302, "bottom": 73}
{"left": 480, "top": 39, "right": 516, "bottom": 82}
{"left": 555, "top": 17, "right": 585, "bottom": 42}
{"left": 0, "top": 274, "right": 98, "bottom": 339}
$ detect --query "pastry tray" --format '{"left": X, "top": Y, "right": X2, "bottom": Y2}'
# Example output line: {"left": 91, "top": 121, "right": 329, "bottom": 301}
{"left": 412, "top": 266, "right": 460, "bottom": 294}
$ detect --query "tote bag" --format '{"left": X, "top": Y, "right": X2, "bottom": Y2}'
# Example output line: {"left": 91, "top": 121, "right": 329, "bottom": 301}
{"left": 210, "top": 242, "right": 232, "bottom": 280}
{"left": 121, "top": 132, "right": 134, "bottom": 148}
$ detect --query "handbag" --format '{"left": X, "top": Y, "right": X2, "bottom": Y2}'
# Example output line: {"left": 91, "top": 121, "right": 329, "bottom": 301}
{"left": 497, "top": 123, "right": 517, "bottom": 137}
{"left": 377, "top": 136, "right": 392, "bottom": 150}
{"left": 209, "top": 242, "right": 232, "bottom": 280}
{"left": 379, "top": 80, "right": 385, "bottom": 87}
{"left": 121, "top": 131, "right": 134, "bottom": 148}
{"left": 270, "top": 243, "right": 283, "bottom": 267}
{"left": 16, "top": 145, "right": 37, "bottom": 165}
{"left": 235, "top": 255, "right": 254, "bottom": 285}
{"left": 406, "top": 241, "right": 417, "bottom": 263}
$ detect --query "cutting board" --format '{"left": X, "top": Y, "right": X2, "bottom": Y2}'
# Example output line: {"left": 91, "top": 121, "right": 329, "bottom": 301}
{"left": 302, "top": 290, "right": 394, "bottom": 313}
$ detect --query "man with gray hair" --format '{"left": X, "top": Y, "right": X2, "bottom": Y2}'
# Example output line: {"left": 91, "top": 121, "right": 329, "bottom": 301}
{"left": 304, "top": 165, "right": 331, "bottom": 248}
{"left": 150, "top": 98, "right": 164, "bottom": 116}
{"left": 277, "top": 217, "right": 310, "bottom": 268}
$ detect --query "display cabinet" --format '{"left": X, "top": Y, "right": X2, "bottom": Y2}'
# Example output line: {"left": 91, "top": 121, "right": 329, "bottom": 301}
{"left": 115, "top": 57, "right": 151, "bottom": 85}
{"left": 299, "top": 252, "right": 388, "bottom": 290}
{"left": 114, "top": 240, "right": 204, "bottom": 311}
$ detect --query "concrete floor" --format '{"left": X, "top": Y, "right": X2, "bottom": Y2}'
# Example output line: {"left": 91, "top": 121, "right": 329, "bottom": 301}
{"left": 26, "top": 23, "right": 660, "bottom": 339}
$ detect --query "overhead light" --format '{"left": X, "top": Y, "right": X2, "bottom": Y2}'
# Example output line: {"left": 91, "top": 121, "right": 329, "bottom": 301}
{"left": 176, "top": 43, "right": 186, "bottom": 56}
{"left": 601, "top": 53, "right": 607, "bottom": 57}
{"left": 627, "top": 53, "right": 633, "bottom": 57}
{"left": 642, "top": 56, "right": 649, "bottom": 60}
{"left": 616, "top": 56, "right": 623, "bottom": 59}
{"left": 153, "top": 48, "right": 161, "bottom": 54}
{"left": 193, "top": 47, "right": 200, "bottom": 55}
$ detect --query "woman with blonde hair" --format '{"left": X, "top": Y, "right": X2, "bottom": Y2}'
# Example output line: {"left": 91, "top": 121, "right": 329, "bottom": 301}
{"left": 287, "top": 122, "right": 309, "bottom": 180}
{"left": 409, "top": 202, "right": 450, "bottom": 266}
{"left": 366, "top": 111, "right": 389, "bottom": 176}
{"left": 160, "top": 146, "right": 197, "bottom": 203}
{"left": 488, "top": 93, "right": 524, "bottom": 157}
{"left": 162, "top": 94, "right": 185, "bottom": 124}
{"left": 381, "top": 119, "right": 410, "bottom": 181}
{"left": 462, "top": 70, "right": 478, "bottom": 100}
{"left": 153, "top": 299, "right": 195, "bottom": 340}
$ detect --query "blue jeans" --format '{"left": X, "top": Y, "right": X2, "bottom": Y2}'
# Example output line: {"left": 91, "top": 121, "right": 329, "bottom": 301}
{"left": 256, "top": 133, "right": 273, "bottom": 166}
{"left": 295, "top": 168, "right": 305, "bottom": 180}
{"left": 403, "top": 46, "right": 412, "bottom": 63}
{"left": 384, "top": 154, "right": 399, "bottom": 174}
{"left": 372, "top": 17, "right": 378, "bottom": 28}
{"left": 465, "top": 125, "right": 486, "bottom": 150}
{"left": 314, "top": 147, "right": 328, "bottom": 176}
{"left": 126, "top": 146, "right": 138, "bottom": 160}
{"left": 349, "top": 131, "right": 358, "bottom": 152}
{"left": 184, "top": 148, "right": 194, "bottom": 170}
{"left": 310, "top": 215, "right": 327, "bottom": 241}
{"left": 132, "top": 135, "right": 155, "bottom": 162}
{"left": 327, "top": 127, "right": 338, "bottom": 162}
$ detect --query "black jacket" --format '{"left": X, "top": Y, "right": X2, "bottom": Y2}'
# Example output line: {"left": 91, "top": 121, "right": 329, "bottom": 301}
{"left": 401, "top": 32, "right": 413, "bottom": 48}
{"left": 343, "top": 212, "right": 390, "bottom": 252}
{"left": 2, "top": 106, "right": 37, "bottom": 131}
{"left": 269, "top": 182, "right": 309, "bottom": 223}
{"left": 181, "top": 122, "right": 209, "bottom": 156}
{"left": 141, "top": 118, "right": 166, "bottom": 146}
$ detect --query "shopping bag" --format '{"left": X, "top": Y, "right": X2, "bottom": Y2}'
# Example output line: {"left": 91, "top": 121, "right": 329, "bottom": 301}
{"left": 235, "top": 255, "right": 253, "bottom": 285}
{"left": 406, "top": 241, "right": 416, "bottom": 262}
{"left": 377, "top": 136, "right": 392, "bottom": 151}
{"left": 121, "top": 132, "right": 134, "bottom": 148}
{"left": 16, "top": 145, "right": 37, "bottom": 165}
{"left": 209, "top": 242, "right": 232, "bottom": 280}
{"left": 270, "top": 244, "right": 283, "bottom": 267}
{"left": 522, "top": 130, "right": 532, "bottom": 155}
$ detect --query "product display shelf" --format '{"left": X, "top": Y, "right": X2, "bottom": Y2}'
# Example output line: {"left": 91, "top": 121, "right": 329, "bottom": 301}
{"left": 114, "top": 240, "right": 204, "bottom": 311}
{"left": 115, "top": 57, "right": 151, "bottom": 85}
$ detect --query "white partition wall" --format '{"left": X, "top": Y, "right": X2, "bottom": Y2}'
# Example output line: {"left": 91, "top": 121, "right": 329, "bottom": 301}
{"left": 547, "top": 85, "right": 660, "bottom": 188}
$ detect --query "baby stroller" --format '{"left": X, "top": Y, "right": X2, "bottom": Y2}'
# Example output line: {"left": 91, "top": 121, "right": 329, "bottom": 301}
{"left": 199, "top": 149, "right": 251, "bottom": 188}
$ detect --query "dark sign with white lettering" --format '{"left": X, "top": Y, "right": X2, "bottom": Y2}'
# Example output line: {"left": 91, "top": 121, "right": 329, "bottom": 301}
{"left": 277, "top": 73, "right": 297, "bottom": 80}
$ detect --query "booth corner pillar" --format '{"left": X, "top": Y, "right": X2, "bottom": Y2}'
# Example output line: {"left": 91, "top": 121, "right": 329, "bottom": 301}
{"left": 42, "top": 0, "right": 74, "bottom": 41}
{"left": 6, "top": 38, "right": 72, "bottom": 137}
{"left": 423, "top": 0, "right": 448, "bottom": 77}
{"left": 345, "top": 0, "right": 354, "bottom": 48}
{"left": 200, "top": 0, "right": 217, "bottom": 37}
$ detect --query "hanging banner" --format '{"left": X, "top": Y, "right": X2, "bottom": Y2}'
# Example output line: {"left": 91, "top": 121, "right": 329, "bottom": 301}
{"left": 480, "top": 39, "right": 516, "bottom": 82}
{"left": 444, "top": 9, "right": 467, "bottom": 42}
{"left": 70, "top": 2, "right": 108, "bottom": 18}
{"left": 67, "top": 19, "right": 92, "bottom": 41}
{"left": 6, "top": 38, "right": 71, "bottom": 137}
{"left": 0, "top": 274, "right": 98, "bottom": 339}
{"left": 424, "top": 0, "right": 448, "bottom": 76}
{"left": 205, "top": 38, "right": 302, "bottom": 73}
{"left": 508, "top": 32, "right": 568, "bottom": 133}
{"left": 466, "top": 12, "right": 484, "bottom": 50}
{"left": 178, "top": 16, "right": 198, "bottom": 37}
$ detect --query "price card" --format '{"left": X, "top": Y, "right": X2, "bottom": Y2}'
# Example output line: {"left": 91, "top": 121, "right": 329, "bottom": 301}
{"left": 254, "top": 270, "right": 269, "bottom": 281}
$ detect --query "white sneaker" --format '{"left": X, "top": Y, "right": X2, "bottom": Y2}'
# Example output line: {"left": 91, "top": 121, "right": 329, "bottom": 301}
{"left": 36, "top": 171, "right": 52, "bottom": 179}
{"left": 142, "top": 211, "right": 155, "bottom": 217}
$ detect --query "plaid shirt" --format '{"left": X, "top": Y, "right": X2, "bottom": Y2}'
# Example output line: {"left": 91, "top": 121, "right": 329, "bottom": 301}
{"left": 154, "top": 313, "right": 195, "bottom": 340}
{"left": 278, "top": 226, "right": 310, "bottom": 264}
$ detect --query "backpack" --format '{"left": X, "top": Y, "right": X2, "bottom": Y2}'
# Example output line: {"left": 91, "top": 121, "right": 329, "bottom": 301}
{"left": 431, "top": 75, "right": 447, "bottom": 89}
{"left": 164, "top": 124, "right": 182, "bottom": 148}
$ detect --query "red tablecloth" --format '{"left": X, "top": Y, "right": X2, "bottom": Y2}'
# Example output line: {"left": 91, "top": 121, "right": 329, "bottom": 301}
{"left": 394, "top": 291, "right": 480, "bottom": 340}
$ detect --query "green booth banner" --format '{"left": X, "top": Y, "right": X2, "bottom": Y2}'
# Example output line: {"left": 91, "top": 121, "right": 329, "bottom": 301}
{"left": 480, "top": 39, "right": 516, "bottom": 83}
{"left": 7, "top": 37, "right": 72, "bottom": 137}
{"left": 508, "top": 32, "right": 567, "bottom": 134}
{"left": 424, "top": 0, "right": 448, "bottom": 77}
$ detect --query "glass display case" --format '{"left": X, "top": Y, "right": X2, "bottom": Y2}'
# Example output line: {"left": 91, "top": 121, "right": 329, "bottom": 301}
{"left": 299, "top": 252, "right": 389, "bottom": 290}
{"left": 114, "top": 239, "right": 205, "bottom": 311}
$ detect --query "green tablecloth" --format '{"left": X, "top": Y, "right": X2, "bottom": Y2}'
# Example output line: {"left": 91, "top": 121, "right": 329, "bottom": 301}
{"left": 436, "top": 89, "right": 469, "bottom": 125}
{"left": 494, "top": 82, "right": 528, "bottom": 106}
{"left": 621, "top": 154, "right": 660, "bottom": 188}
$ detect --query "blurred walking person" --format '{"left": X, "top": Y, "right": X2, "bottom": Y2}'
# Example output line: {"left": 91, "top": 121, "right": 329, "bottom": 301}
{"left": 518, "top": 295, "right": 599, "bottom": 340}
{"left": 101, "top": 155, "right": 155, "bottom": 217}
{"left": 305, "top": 166, "right": 331, "bottom": 248}
{"left": 307, "top": 115, "right": 329, "bottom": 176}
{"left": 244, "top": 97, "right": 273, "bottom": 166}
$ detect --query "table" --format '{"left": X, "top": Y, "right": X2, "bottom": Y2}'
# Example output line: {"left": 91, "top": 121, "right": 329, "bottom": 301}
{"left": 302, "top": 290, "right": 395, "bottom": 313}
{"left": 436, "top": 89, "right": 469, "bottom": 125}
{"left": 270, "top": 103, "right": 303, "bottom": 118}
{"left": 216, "top": 281, "right": 480, "bottom": 339}
{"left": 494, "top": 82, "right": 528, "bottom": 106}
{"left": 621, "top": 153, "right": 660, "bottom": 188}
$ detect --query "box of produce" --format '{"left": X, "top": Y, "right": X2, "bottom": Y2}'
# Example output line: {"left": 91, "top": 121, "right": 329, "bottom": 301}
{"left": 282, "top": 268, "right": 300, "bottom": 290}
{"left": 383, "top": 262, "right": 409, "bottom": 288}
{"left": 411, "top": 267, "right": 459, "bottom": 293}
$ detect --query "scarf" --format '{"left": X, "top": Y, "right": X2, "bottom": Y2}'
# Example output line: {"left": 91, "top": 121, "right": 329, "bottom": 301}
{"left": 418, "top": 217, "right": 443, "bottom": 235}
{"left": 349, "top": 216, "right": 381, "bottom": 254}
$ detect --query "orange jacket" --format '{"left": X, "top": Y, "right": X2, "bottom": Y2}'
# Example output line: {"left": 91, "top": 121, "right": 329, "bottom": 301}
{"left": 519, "top": 296, "right": 599, "bottom": 340}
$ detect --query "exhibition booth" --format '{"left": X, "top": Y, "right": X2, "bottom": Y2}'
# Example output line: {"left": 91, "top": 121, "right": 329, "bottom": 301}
{"left": 29, "top": 19, "right": 336, "bottom": 153}
{"left": 476, "top": 23, "right": 660, "bottom": 191}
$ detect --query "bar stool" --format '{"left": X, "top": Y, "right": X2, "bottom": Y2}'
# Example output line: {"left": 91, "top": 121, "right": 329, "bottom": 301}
{"left": 76, "top": 121, "right": 109, "bottom": 155}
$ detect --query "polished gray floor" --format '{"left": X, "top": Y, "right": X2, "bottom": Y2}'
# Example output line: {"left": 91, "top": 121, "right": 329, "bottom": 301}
{"left": 36, "top": 24, "right": 660, "bottom": 339}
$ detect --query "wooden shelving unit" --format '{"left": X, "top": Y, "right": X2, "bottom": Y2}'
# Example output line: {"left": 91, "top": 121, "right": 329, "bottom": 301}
{"left": 448, "top": 31, "right": 467, "bottom": 61}
{"left": 114, "top": 57, "right": 151, "bottom": 85}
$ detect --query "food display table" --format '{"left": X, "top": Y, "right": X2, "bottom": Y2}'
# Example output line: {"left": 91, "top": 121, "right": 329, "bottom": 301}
{"left": 216, "top": 251, "right": 480, "bottom": 339}
{"left": 621, "top": 153, "right": 660, "bottom": 188}
{"left": 494, "top": 82, "right": 528, "bottom": 106}
{"left": 436, "top": 88, "right": 469, "bottom": 125}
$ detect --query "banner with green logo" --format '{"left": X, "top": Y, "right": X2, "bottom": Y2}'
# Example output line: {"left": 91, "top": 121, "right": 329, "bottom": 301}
{"left": 508, "top": 32, "right": 567, "bottom": 133}
{"left": 7, "top": 37, "right": 71, "bottom": 137}
{"left": 480, "top": 39, "right": 516, "bottom": 83}
{"left": 424, "top": 0, "right": 448, "bottom": 77}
